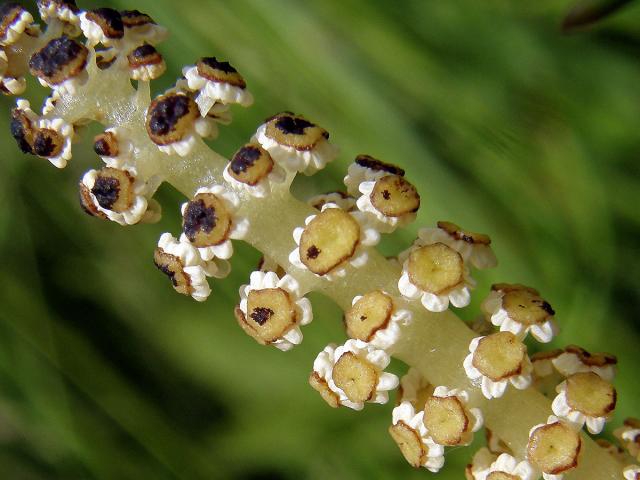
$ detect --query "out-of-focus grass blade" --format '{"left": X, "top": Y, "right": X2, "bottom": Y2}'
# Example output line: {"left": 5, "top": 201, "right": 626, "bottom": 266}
{"left": 562, "top": 0, "right": 636, "bottom": 32}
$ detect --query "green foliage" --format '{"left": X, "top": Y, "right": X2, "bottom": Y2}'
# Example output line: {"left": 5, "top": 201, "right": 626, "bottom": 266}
{"left": 562, "top": 0, "right": 636, "bottom": 32}
{"left": 0, "top": 0, "right": 639, "bottom": 478}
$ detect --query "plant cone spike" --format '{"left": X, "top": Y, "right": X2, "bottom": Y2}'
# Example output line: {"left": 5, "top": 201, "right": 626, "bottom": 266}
{"left": 0, "top": 2, "right": 635, "bottom": 479}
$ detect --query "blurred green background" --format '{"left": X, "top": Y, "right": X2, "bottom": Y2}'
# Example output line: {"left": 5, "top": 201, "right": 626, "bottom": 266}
{"left": 0, "top": 0, "right": 639, "bottom": 478}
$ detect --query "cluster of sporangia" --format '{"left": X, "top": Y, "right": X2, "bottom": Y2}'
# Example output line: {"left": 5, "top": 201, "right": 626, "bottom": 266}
{"left": 3, "top": 1, "right": 637, "bottom": 478}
